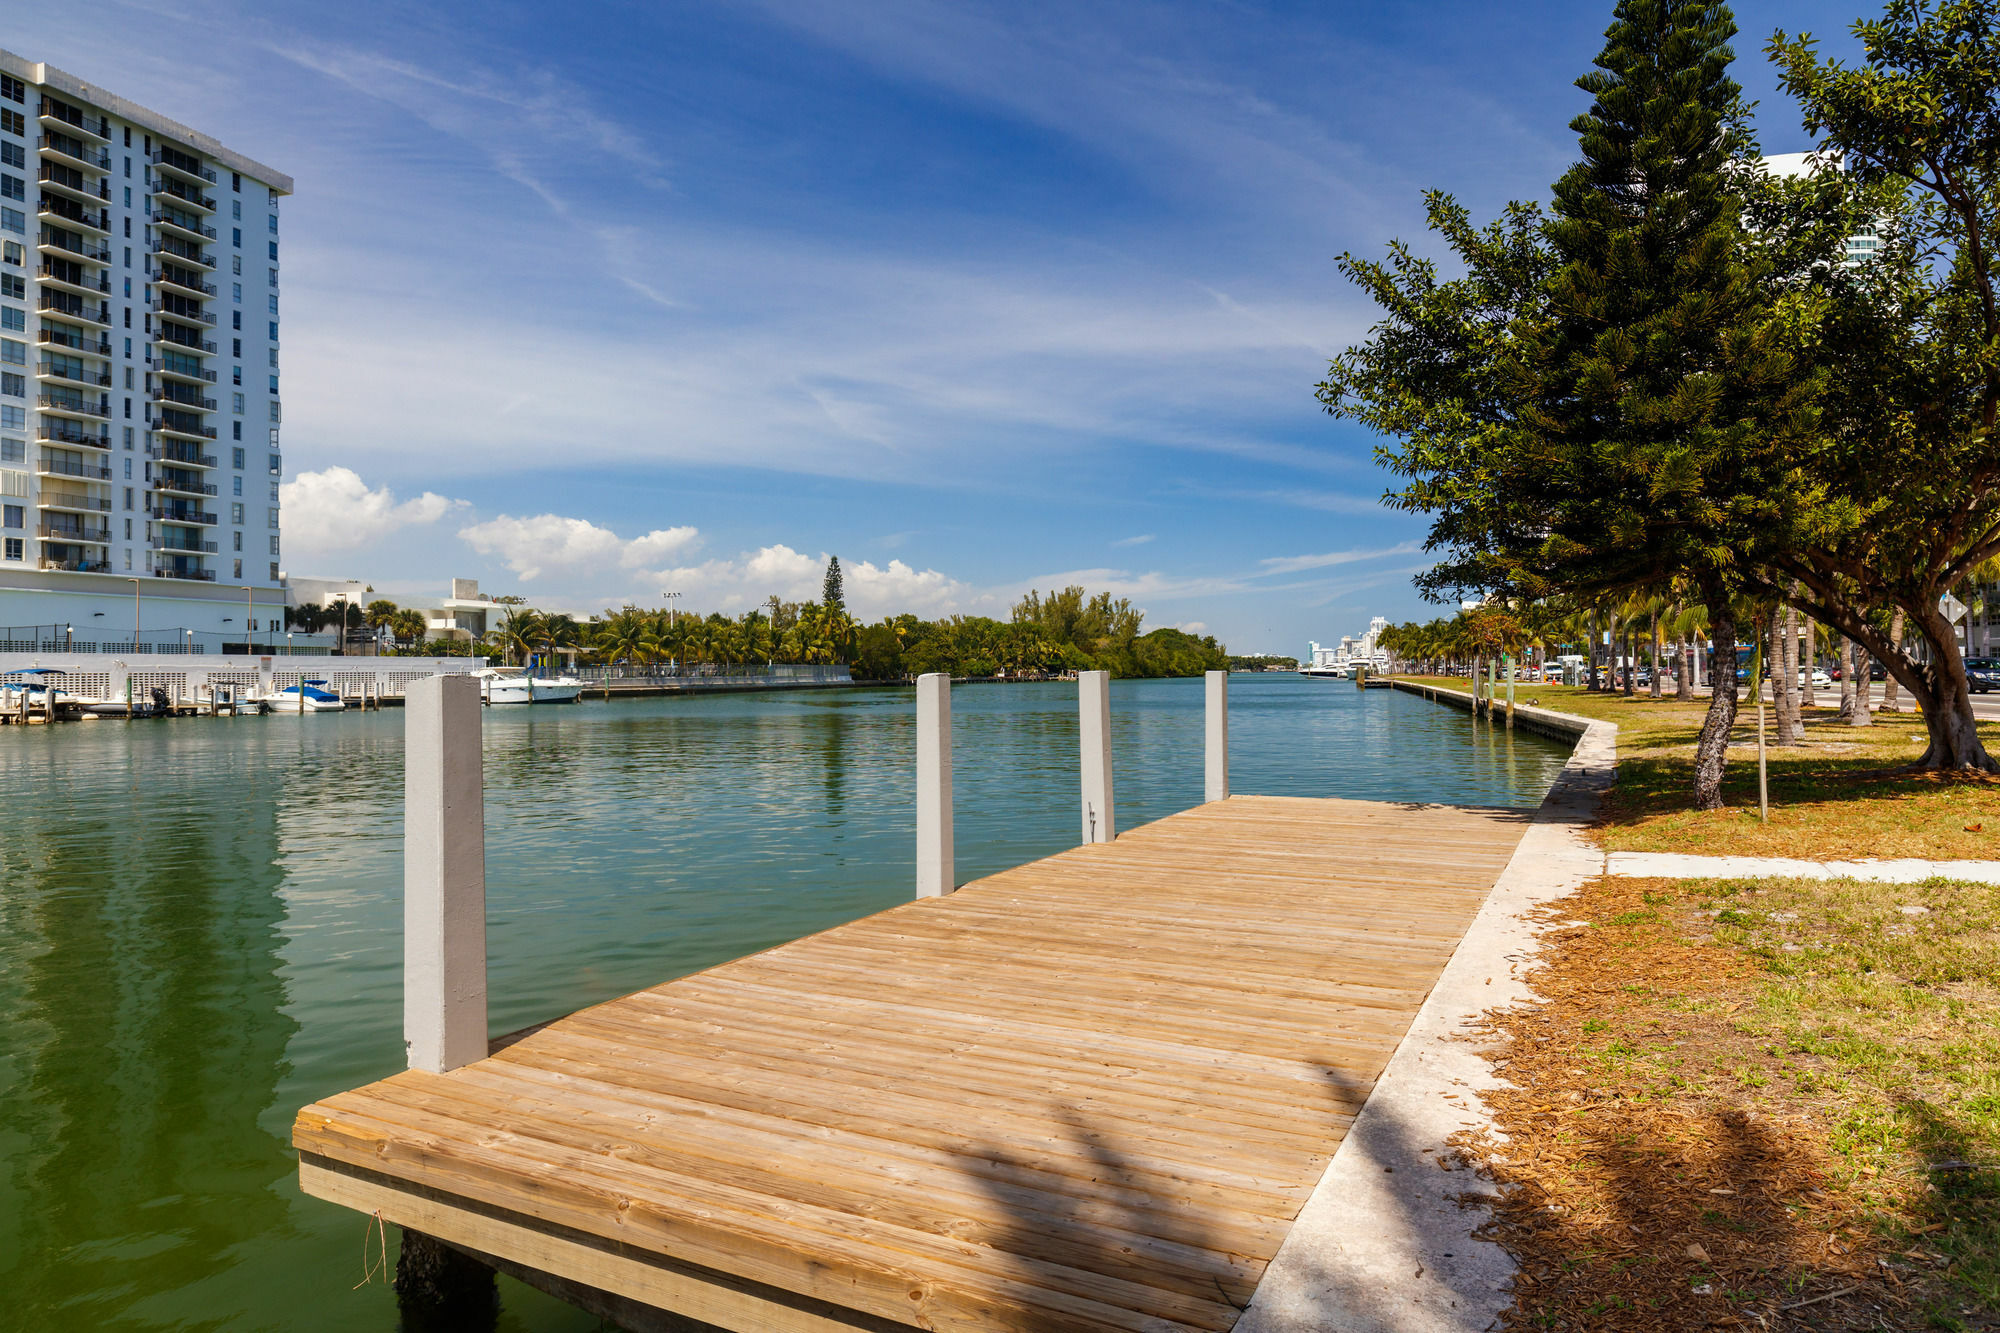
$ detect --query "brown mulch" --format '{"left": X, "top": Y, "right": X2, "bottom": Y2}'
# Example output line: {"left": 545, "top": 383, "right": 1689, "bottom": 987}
{"left": 1457, "top": 876, "right": 1973, "bottom": 1331}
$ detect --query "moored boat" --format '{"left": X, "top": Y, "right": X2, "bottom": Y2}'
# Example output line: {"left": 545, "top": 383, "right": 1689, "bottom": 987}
{"left": 472, "top": 667, "right": 585, "bottom": 704}
{"left": 264, "top": 680, "right": 347, "bottom": 712}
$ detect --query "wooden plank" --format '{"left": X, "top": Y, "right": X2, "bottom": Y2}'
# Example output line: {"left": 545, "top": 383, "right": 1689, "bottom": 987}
{"left": 293, "top": 794, "right": 1535, "bottom": 1333}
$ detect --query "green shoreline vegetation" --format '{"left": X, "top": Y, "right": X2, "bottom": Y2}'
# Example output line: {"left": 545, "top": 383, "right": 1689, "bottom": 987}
{"left": 281, "top": 572, "right": 1232, "bottom": 681}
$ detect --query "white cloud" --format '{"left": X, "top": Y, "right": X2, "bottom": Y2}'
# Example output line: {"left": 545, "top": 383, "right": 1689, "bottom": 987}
{"left": 1112, "top": 534, "right": 1155, "bottom": 547}
{"left": 1256, "top": 541, "right": 1421, "bottom": 576}
{"left": 648, "top": 544, "right": 974, "bottom": 620}
{"left": 279, "top": 466, "right": 465, "bottom": 557}
{"left": 457, "top": 513, "right": 701, "bottom": 581}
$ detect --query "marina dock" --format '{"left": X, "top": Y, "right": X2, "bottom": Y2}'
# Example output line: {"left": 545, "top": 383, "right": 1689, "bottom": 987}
{"left": 294, "top": 690, "right": 1532, "bottom": 1333}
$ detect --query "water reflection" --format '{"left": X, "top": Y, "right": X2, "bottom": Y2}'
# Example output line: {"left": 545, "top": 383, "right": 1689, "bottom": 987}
{"left": 0, "top": 674, "right": 1569, "bottom": 1330}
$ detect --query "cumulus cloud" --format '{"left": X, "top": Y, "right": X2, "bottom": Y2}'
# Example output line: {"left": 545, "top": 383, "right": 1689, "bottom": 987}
{"left": 279, "top": 466, "right": 465, "bottom": 556}
{"left": 457, "top": 513, "right": 701, "bottom": 581}
{"left": 647, "top": 545, "right": 973, "bottom": 619}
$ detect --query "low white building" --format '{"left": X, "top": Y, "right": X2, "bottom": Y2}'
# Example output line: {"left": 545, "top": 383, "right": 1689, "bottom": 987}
{"left": 423, "top": 577, "right": 497, "bottom": 643}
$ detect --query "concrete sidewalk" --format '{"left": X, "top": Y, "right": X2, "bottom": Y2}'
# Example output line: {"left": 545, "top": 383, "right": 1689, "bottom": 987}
{"left": 1238, "top": 699, "right": 1618, "bottom": 1333}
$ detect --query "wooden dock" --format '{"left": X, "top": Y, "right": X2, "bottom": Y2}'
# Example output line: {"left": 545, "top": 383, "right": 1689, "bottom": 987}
{"left": 295, "top": 793, "right": 1530, "bottom": 1332}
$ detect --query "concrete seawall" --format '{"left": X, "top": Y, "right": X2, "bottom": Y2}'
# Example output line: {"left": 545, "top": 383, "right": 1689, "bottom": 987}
{"left": 1388, "top": 676, "right": 1589, "bottom": 744}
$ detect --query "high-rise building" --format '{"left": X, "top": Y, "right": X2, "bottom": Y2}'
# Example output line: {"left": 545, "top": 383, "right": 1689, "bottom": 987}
{"left": 0, "top": 49, "right": 291, "bottom": 648}
{"left": 1762, "top": 152, "right": 1879, "bottom": 267}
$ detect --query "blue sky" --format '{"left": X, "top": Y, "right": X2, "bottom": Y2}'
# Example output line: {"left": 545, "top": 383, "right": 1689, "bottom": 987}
{"left": 13, "top": 1, "right": 1858, "bottom": 654}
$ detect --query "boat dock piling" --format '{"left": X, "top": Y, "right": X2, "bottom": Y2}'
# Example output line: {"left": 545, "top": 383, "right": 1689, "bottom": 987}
{"left": 295, "top": 665, "right": 1538, "bottom": 1331}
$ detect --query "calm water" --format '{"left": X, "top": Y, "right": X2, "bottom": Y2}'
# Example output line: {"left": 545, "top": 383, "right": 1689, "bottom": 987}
{"left": 0, "top": 674, "right": 1567, "bottom": 1331}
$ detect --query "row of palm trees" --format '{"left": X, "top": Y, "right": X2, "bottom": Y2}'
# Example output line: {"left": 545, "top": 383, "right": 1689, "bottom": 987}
{"left": 471, "top": 602, "right": 860, "bottom": 670}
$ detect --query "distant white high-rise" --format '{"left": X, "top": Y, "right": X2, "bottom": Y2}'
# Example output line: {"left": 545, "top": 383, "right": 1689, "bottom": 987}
{"left": 0, "top": 49, "right": 292, "bottom": 649}
{"left": 1762, "top": 151, "right": 1880, "bottom": 267}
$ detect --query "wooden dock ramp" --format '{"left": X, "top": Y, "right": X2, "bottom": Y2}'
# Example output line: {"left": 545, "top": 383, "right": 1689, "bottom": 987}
{"left": 295, "top": 795, "right": 1530, "bottom": 1332}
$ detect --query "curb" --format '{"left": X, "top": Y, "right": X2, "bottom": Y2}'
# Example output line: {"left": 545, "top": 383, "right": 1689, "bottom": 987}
{"left": 1239, "top": 695, "right": 1614, "bottom": 1332}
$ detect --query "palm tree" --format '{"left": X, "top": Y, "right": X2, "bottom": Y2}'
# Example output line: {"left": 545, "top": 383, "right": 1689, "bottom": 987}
{"left": 390, "top": 608, "right": 427, "bottom": 650}
{"left": 486, "top": 607, "right": 541, "bottom": 667}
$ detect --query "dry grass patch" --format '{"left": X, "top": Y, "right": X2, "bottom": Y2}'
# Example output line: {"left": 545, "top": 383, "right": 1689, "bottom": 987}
{"left": 1467, "top": 873, "right": 2000, "bottom": 1331}
{"left": 1395, "top": 677, "right": 2000, "bottom": 859}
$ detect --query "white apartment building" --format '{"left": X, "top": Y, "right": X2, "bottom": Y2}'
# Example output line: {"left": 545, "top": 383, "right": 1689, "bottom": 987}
{"left": 0, "top": 50, "right": 290, "bottom": 650}
{"left": 1762, "top": 152, "right": 1880, "bottom": 267}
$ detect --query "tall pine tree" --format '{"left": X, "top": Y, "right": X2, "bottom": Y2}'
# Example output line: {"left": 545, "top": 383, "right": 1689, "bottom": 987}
{"left": 1327, "top": 0, "right": 1820, "bottom": 810}
{"left": 821, "top": 556, "right": 845, "bottom": 614}
{"left": 1499, "top": 0, "right": 1816, "bottom": 807}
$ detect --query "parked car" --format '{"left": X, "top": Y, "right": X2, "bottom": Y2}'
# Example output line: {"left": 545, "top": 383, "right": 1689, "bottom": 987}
{"left": 1966, "top": 657, "right": 2000, "bottom": 694}
{"left": 1798, "top": 668, "right": 1833, "bottom": 688}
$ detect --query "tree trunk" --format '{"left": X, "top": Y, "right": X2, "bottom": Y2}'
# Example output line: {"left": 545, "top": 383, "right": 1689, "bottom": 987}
{"left": 1677, "top": 635, "right": 1694, "bottom": 701}
{"left": 1881, "top": 607, "right": 1905, "bottom": 711}
{"left": 1694, "top": 602, "right": 1739, "bottom": 810}
{"left": 1587, "top": 615, "right": 1600, "bottom": 691}
{"left": 1837, "top": 637, "right": 1857, "bottom": 722}
{"left": 1623, "top": 632, "right": 1636, "bottom": 696}
{"left": 1908, "top": 603, "right": 1996, "bottom": 771}
{"left": 1800, "top": 614, "right": 1817, "bottom": 709}
{"left": 1847, "top": 637, "right": 1872, "bottom": 727}
{"left": 1649, "top": 608, "right": 1663, "bottom": 699}
{"left": 1771, "top": 607, "right": 1798, "bottom": 745}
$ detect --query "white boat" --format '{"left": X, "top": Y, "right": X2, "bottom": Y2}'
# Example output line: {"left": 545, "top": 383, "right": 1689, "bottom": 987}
{"left": 1299, "top": 663, "right": 1347, "bottom": 679}
{"left": 473, "top": 667, "right": 585, "bottom": 705}
{"left": 264, "top": 680, "right": 348, "bottom": 712}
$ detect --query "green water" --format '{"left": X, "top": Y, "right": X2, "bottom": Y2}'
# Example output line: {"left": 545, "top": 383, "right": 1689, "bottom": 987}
{"left": 0, "top": 675, "right": 1568, "bottom": 1331}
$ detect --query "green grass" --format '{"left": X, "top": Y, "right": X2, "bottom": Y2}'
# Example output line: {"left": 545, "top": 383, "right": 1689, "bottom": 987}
{"left": 1664, "top": 874, "right": 1998, "bottom": 1313}
{"left": 1397, "top": 674, "right": 2000, "bottom": 860}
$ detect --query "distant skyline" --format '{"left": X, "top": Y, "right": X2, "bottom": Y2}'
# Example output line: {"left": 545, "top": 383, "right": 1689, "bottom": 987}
{"left": 6, "top": 1, "right": 1860, "bottom": 654}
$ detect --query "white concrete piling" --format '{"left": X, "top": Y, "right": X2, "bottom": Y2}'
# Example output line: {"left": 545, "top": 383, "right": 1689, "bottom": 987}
{"left": 403, "top": 673, "right": 488, "bottom": 1074}
{"left": 1079, "top": 670, "right": 1115, "bottom": 844}
{"left": 915, "top": 672, "right": 955, "bottom": 898}
{"left": 1205, "top": 670, "right": 1228, "bottom": 802}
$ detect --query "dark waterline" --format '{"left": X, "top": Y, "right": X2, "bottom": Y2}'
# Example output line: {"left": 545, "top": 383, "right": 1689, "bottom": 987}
{"left": 0, "top": 674, "right": 1568, "bottom": 1331}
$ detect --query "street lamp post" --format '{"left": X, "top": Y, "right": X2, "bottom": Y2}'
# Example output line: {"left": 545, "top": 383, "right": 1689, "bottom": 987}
{"left": 661, "top": 590, "right": 681, "bottom": 675}
{"left": 127, "top": 577, "right": 141, "bottom": 649}
{"left": 242, "top": 585, "right": 253, "bottom": 654}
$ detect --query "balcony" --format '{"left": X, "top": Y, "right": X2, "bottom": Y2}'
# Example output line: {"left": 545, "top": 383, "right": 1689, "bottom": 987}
{"left": 155, "top": 537, "right": 219, "bottom": 554}
{"left": 149, "top": 147, "right": 217, "bottom": 186}
{"left": 152, "top": 211, "right": 217, "bottom": 243}
{"left": 38, "top": 100, "right": 111, "bottom": 142}
{"left": 37, "top": 488, "right": 112, "bottom": 513}
{"left": 37, "top": 228, "right": 111, "bottom": 264}
{"left": 150, "top": 506, "right": 219, "bottom": 526}
{"left": 36, "top": 263, "right": 110, "bottom": 297}
{"left": 40, "top": 556, "right": 113, "bottom": 573}
{"left": 153, "top": 474, "right": 218, "bottom": 497}
{"left": 150, "top": 236, "right": 215, "bottom": 271}
{"left": 153, "top": 267, "right": 217, "bottom": 298}
{"left": 151, "top": 385, "right": 217, "bottom": 411}
{"left": 37, "top": 456, "right": 112, "bottom": 481}
{"left": 37, "top": 162, "right": 109, "bottom": 205}
{"left": 150, "top": 178, "right": 216, "bottom": 213}
{"left": 38, "top": 292, "right": 110, "bottom": 325}
{"left": 38, "top": 422, "right": 111, "bottom": 449}
{"left": 38, "top": 135, "right": 110, "bottom": 172}
{"left": 36, "top": 392, "right": 110, "bottom": 420}
{"left": 150, "top": 297, "right": 216, "bottom": 328}
{"left": 155, "top": 358, "right": 216, "bottom": 385}
{"left": 38, "top": 520, "right": 112, "bottom": 543}
{"left": 150, "top": 441, "right": 217, "bottom": 468}
{"left": 37, "top": 195, "right": 110, "bottom": 234}
{"left": 37, "top": 327, "right": 112, "bottom": 357}
{"left": 153, "top": 325, "right": 217, "bottom": 355}
{"left": 153, "top": 567, "right": 217, "bottom": 581}
{"left": 35, "top": 360, "right": 112, "bottom": 388}
{"left": 150, "top": 417, "right": 218, "bottom": 441}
